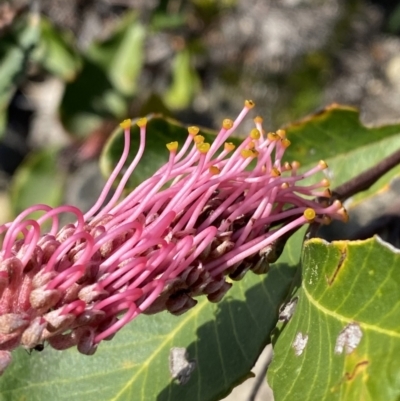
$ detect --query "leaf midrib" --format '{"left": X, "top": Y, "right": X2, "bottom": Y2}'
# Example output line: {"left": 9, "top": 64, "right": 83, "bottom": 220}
{"left": 302, "top": 284, "right": 400, "bottom": 339}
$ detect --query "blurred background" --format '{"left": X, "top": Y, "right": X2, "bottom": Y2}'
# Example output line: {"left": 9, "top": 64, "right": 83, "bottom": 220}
{"left": 1, "top": 1, "right": 400, "bottom": 399}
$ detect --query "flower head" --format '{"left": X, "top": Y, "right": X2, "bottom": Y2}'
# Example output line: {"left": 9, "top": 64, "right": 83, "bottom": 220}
{"left": 0, "top": 101, "right": 346, "bottom": 373}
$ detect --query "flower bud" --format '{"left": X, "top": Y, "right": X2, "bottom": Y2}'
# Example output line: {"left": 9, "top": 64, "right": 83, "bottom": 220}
{"left": 207, "top": 282, "right": 232, "bottom": 303}
{"left": 0, "top": 313, "right": 29, "bottom": 334}
{"left": 44, "top": 310, "right": 76, "bottom": 333}
{"left": 20, "top": 317, "right": 46, "bottom": 349}
{"left": 30, "top": 288, "right": 62, "bottom": 310}
{"left": 77, "top": 329, "right": 97, "bottom": 355}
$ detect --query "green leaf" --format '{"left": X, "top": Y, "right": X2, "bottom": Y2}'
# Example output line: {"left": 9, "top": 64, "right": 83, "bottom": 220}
{"left": 268, "top": 237, "right": 400, "bottom": 401}
{"left": 60, "top": 57, "right": 126, "bottom": 137}
{"left": 88, "top": 12, "right": 146, "bottom": 96}
{"left": 387, "top": 3, "right": 400, "bottom": 33}
{"left": 100, "top": 115, "right": 242, "bottom": 189}
{"left": 0, "top": 230, "right": 304, "bottom": 401}
{"left": 327, "top": 134, "right": 400, "bottom": 205}
{"left": 32, "top": 17, "right": 81, "bottom": 81}
{"left": 284, "top": 105, "right": 400, "bottom": 166}
{"left": 0, "top": 12, "right": 39, "bottom": 136}
{"left": 60, "top": 13, "right": 146, "bottom": 136}
{"left": 278, "top": 105, "right": 400, "bottom": 245}
{"left": 150, "top": 12, "right": 186, "bottom": 30}
{"left": 162, "top": 48, "right": 200, "bottom": 110}
{"left": 10, "top": 148, "right": 65, "bottom": 217}
{"left": 284, "top": 105, "right": 400, "bottom": 203}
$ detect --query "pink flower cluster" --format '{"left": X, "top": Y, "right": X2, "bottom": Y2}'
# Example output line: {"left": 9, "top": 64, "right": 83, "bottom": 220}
{"left": 0, "top": 101, "right": 346, "bottom": 374}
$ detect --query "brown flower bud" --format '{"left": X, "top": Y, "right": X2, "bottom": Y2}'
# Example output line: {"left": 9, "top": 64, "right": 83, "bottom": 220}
{"left": 30, "top": 288, "right": 62, "bottom": 310}
{"left": 20, "top": 317, "right": 46, "bottom": 349}
{"left": 0, "top": 313, "right": 29, "bottom": 334}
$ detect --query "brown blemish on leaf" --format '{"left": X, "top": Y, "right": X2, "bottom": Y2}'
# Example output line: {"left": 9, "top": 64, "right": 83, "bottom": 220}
{"left": 326, "top": 245, "right": 347, "bottom": 286}
{"left": 283, "top": 104, "right": 358, "bottom": 130}
{"left": 344, "top": 360, "right": 369, "bottom": 381}
{"left": 330, "top": 360, "right": 369, "bottom": 393}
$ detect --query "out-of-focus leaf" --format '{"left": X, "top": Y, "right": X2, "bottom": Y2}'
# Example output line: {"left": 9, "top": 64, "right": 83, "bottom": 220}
{"left": 0, "top": 227, "right": 304, "bottom": 401}
{"left": 191, "top": 0, "right": 237, "bottom": 20}
{"left": 268, "top": 237, "right": 400, "bottom": 401}
{"left": 60, "top": 57, "right": 126, "bottom": 137}
{"left": 139, "top": 93, "right": 173, "bottom": 118}
{"left": 0, "top": 12, "right": 39, "bottom": 136}
{"left": 163, "top": 48, "right": 200, "bottom": 109}
{"left": 32, "top": 17, "right": 81, "bottom": 81}
{"left": 10, "top": 148, "right": 65, "bottom": 217}
{"left": 88, "top": 12, "right": 146, "bottom": 96}
{"left": 0, "top": 191, "right": 12, "bottom": 226}
{"left": 388, "top": 3, "right": 400, "bottom": 33}
{"left": 150, "top": 13, "right": 186, "bottom": 30}
{"left": 60, "top": 12, "right": 146, "bottom": 137}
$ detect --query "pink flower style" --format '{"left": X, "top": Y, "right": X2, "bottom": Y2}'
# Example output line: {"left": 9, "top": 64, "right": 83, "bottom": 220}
{"left": 0, "top": 100, "right": 347, "bottom": 373}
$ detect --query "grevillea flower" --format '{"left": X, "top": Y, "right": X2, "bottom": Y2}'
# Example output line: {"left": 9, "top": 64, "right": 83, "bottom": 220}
{"left": 0, "top": 101, "right": 347, "bottom": 373}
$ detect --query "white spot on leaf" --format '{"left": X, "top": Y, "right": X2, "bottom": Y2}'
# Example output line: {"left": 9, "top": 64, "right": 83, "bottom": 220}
{"left": 292, "top": 332, "right": 308, "bottom": 356}
{"left": 334, "top": 322, "right": 362, "bottom": 355}
{"left": 309, "top": 264, "right": 318, "bottom": 285}
{"left": 169, "top": 347, "right": 196, "bottom": 385}
{"left": 279, "top": 297, "right": 298, "bottom": 322}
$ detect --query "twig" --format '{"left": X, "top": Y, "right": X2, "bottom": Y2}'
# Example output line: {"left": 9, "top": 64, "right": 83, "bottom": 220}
{"left": 332, "top": 147, "right": 400, "bottom": 202}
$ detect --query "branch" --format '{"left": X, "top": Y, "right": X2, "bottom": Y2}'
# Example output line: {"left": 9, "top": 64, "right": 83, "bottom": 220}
{"left": 332, "top": 147, "right": 400, "bottom": 202}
